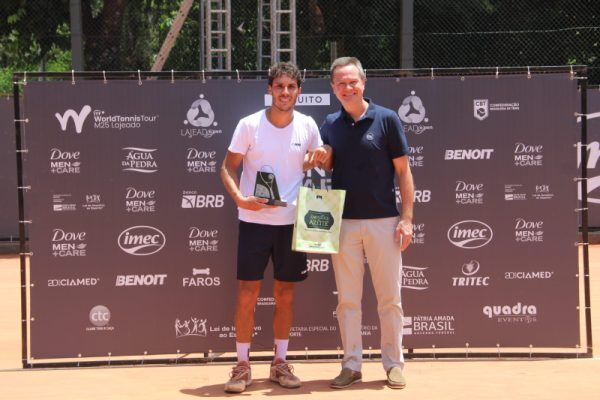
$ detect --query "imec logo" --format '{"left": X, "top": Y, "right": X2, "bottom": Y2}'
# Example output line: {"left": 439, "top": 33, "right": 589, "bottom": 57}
{"left": 447, "top": 220, "right": 493, "bottom": 249}
{"left": 118, "top": 226, "right": 166, "bottom": 256}
{"left": 55, "top": 105, "right": 92, "bottom": 133}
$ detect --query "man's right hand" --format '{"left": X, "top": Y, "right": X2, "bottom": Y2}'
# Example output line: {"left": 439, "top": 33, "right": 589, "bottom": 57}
{"left": 236, "top": 195, "right": 276, "bottom": 211}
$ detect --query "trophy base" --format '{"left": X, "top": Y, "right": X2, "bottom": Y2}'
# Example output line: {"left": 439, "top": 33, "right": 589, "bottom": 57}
{"left": 265, "top": 198, "right": 287, "bottom": 207}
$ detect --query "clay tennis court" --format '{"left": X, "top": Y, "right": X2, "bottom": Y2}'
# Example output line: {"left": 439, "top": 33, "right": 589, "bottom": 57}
{"left": 1, "top": 247, "right": 598, "bottom": 399}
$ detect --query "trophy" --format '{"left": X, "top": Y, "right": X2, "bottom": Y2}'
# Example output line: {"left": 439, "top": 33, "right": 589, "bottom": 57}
{"left": 254, "top": 168, "right": 287, "bottom": 207}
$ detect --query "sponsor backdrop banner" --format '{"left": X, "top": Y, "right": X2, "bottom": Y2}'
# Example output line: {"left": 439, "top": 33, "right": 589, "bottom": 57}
{"left": 0, "top": 96, "right": 18, "bottom": 239}
{"left": 22, "top": 74, "right": 580, "bottom": 360}
{"left": 579, "top": 89, "right": 600, "bottom": 227}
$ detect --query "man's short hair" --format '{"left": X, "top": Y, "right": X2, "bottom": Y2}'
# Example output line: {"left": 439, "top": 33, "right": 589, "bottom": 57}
{"left": 330, "top": 57, "right": 366, "bottom": 82}
{"left": 268, "top": 62, "right": 302, "bottom": 87}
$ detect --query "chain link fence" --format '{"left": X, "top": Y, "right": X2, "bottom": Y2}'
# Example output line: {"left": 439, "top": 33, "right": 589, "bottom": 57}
{"left": 2, "top": 0, "right": 600, "bottom": 92}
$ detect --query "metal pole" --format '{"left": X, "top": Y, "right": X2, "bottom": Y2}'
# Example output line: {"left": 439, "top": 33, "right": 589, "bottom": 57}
{"left": 13, "top": 79, "right": 29, "bottom": 368}
{"left": 400, "top": 0, "right": 414, "bottom": 69}
{"left": 69, "top": 0, "right": 84, "bottom": 70}
{"left": 580, "top": 78, "right": 593, "bottom": 356}
{"left": 200, "top": 0, "right": 205, "bottom": 70}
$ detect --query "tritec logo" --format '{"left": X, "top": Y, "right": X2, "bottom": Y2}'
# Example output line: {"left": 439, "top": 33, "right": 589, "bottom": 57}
{"left": 402, "top": 265, "right": 429, "bottom": 290}
{"left": 444, "top": 148, "right": 494, "bottom": 160}
{"left": 115, "top": 274, "right": 167, "bottom": 286}
{"left": 403, "top": 315, "right": 455, "bottom": 336}
{"left": 514, "top": 142, "right": 543, "bottom": 167}
{"left": 408, "top": 145, "right": 424, "bottom": 168}
{"left": 182, "top": 267, "right": 221, "bottom": 287}
{"left": 121, "top": 147, "right": 158, "bottom": 173}
{"left": 186, "top": 147, "right": 217, "bottom": 173}
{"left": 51, "top": 228, "right": 87, "bottom": 257}
{"left": 447, "top": 220, "right": 493, "bottom": 249}
{"left": 125, "top": 186, "right": 156, "bottom": 213}
{"left": 264, "top": 93, "right": 331, "bottom": 107}
{"left": 188, "top": 227, "right": 219, "bottom": 252}
{"left": 455, "top": 180, "right": 484, "bottom": 205}
{"left": 181, "top": 191, "right": 225, "bottom": 208}
{"left": 397, "top": 90, "right": 434, "bottom": 135}
{"left": 87, "top": 305, "right": 114, "bottom": 331}
{"left": 50, "top": 148, "right": 81, "bottom": 174}
{"left": 117, "top": 226, "right": 166, "bottom": 256}
{"left": 181, "top": 94, "right": 223, "bottom": 138}
{"left": 55, "top": 105, "right": 92, "bottom": 134}
{"left": 514, "top": 218, "right": 544, "bottom": 243}
{"left": 175, "top": 317, "right": 208, "bottom": 338}
{"left": 482, "top": 302, "right": 537, "bottom": 324}
{"left": 452, "top": 260, "right": 490, "bottom": 287}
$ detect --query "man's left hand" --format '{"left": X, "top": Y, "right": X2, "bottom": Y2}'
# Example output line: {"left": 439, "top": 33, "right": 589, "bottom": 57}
{"left": 395, "top": 218, "right": 413, "bottom": 251}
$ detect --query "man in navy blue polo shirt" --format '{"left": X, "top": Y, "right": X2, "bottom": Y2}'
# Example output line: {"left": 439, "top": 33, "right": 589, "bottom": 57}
{"left": 320, "top": 57, "right": 414, "bottom": 389}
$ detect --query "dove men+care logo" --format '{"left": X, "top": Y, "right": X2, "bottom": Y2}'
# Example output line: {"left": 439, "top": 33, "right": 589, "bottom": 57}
{"left": 51, "top": 228, "right": 87, "bottom": 257}
{"left": 181, "top": 94, "right": 223, "bottom": 138}
{"left": 186, "top": 148, "right": 218, "bottom": 173}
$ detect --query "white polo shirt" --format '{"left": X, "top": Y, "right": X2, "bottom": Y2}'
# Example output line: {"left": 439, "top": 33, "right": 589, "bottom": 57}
{"left": 228, "top": 109, "right": 322, "bottom": 225}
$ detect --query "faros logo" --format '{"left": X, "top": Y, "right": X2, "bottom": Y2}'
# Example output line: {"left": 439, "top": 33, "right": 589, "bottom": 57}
{"left": 514, "top": 218, "right": 544, "bottom": 243}
{"left": 125, "top": 186, "right": 156, "bottom": 213}
{"left": 444, "top": 148, "right": 494, "bottom": 160}
{"left": 412, "top": 223, "right": 426, "bottom": 245}
{"left": 455, "top": 180, "right": 484, "bottom": 205}
{"left": 181, "top": 94, "right": 223, "bottom": 138}
{"left": 402, "top": 266, "right": 429, "bottom": 290}
{"left": 447, "top": 220, "right": 493, "bottom": 249}
{"left": 121, "top": 147, "right": 158, "bottom": 173}
{"left": 115, "top": 274, "right": 167, "bottom": 286}
{"left": 306, "top": 257, "right": 329, "bottom": 272}
{"left": 87, "top": 305, "right": 114, "bottom": 331}
{"left": 50, "top": 148, "right": 81, "bottom": 174}
{"left": 452, "top": 260, "right": 490, "bottom": 287}
{"left": 183, "top": 267, "right": 221, "bottom": 287}
{"left": 51, "top": 228, "right": 87, "bottom": 257}
{"left": 408, "top": 145, "right": 424, "bottom": 168}
{"left": 398, "top": 91, "right": 434, "bottom": 135}
{"left": 118, "top": 226, "right": 166, "bottom": 256}
{"left": 186, "top": 148, "right": 217, "bottom": 173}
{"left": 514, "top": 142, "right": 543, "bottom": 167}
{"left": 189, "top": 227, "right": 219, "bottom": 252}
{"left": 181, "top": 191, "right": 225, "bottom": 208}
{"left": 483, "top": 302, "right": 537, "bottom": 324}
{"left": 403, "top": 315, "right": 455, "bottom": 336}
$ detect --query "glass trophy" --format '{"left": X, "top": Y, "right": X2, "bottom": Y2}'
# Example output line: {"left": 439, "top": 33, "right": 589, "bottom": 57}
{"left": 254, "top": 170, "right": 287, "bottom": 207}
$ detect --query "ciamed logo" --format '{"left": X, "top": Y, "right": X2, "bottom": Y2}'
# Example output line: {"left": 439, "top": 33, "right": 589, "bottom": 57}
{"left": 55, "top": 105, "right": 92, "bottom": 134}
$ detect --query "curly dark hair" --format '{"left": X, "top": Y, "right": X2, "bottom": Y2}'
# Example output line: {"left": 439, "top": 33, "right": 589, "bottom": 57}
{"left": 268, "top": 62, "right": 302, "bottom": 87}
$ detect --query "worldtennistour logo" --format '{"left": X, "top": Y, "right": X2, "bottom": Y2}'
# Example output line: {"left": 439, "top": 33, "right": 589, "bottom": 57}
{"left": 55, "top": 105, "right": 92, "bottom": 134}
{"left": 181, "top": 94, "right": 223, "bottom": 138}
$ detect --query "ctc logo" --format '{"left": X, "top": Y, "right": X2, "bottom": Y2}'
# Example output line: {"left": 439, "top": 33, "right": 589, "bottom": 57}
{"left": 89, "top": 305, "right": 111, "bottom": 327}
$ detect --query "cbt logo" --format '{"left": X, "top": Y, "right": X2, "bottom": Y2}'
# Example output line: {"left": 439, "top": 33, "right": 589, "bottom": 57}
{"left": 181, "top": 94, "right": 223, "bottom": 138}
{"left": 55, "top": 105, "right": 92, "bottom": 134}
{"left": 118, "top": 226, "right": 166, "bottom": 256}
{"left": 397, "top": 90, "right": 434, "bottom": 135}
{"left": 473, "top": 99, "right": 489, "bottom": 121}
{"left": 447, "top": 220, "right": 493, "bottom": 249}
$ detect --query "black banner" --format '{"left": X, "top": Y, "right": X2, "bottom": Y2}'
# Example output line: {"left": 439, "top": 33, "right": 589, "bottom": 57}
{"left": 21, "top": 74, "right": 581, "bottom": 360}
{"left": 0, "top": 95, "right": 18, "bottom": 240}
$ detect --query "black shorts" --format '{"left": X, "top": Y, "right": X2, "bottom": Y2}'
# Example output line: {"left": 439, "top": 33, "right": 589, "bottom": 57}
{"left": 237, "top": 221, "right": 308, "bottom": 282}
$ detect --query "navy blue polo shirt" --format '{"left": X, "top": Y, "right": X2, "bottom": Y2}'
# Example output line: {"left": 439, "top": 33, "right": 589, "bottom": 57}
{"left": 321, "top": 99, "right": 409, "bottom": 219}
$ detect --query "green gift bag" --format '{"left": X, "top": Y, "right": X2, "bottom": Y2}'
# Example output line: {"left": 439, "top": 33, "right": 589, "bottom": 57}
{"left": 292, "top": 186, "right": 346, "bottom": 254}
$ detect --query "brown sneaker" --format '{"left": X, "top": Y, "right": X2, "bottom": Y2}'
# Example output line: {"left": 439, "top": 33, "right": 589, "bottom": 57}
{"left": 386, "top": 366, "right": 406, "bottom": 389}
{"left": 330, "top": 368, "right": 362, "bottom": 389}
{"left": 224, "top": 361, "right": 252, "bottom": 393}
{"left": 269, "top": 359, "right": 301, "bottom": 388}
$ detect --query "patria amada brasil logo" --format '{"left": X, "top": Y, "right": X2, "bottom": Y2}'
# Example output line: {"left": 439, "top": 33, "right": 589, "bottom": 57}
{"left": 447, "top": 220, "right": 493, "bottom": 249}
{"left": 118, "top": 226, "right": 166, "bottom": 256}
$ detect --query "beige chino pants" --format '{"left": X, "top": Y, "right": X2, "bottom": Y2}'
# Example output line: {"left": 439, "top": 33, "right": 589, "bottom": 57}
{"left": 331, "top": 217, "right": 405, "bottom": 372}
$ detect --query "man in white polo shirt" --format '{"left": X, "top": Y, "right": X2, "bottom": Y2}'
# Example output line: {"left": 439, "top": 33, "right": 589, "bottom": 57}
{"left": 220, "top": 62, "right": 331, "bottom": 393}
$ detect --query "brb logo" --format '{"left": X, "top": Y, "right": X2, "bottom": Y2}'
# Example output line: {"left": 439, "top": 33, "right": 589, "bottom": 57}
{"left": 447, "top": 220, "right": 493, "bottom": 249}
{"left": 118, "top": 226, "right": 166, "bottom": 256}
{"left": 55, "top": 105, "right": 92, "bottom": 134}
{"left": 181, "top": 94, "right": 223, "bottom": 138}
